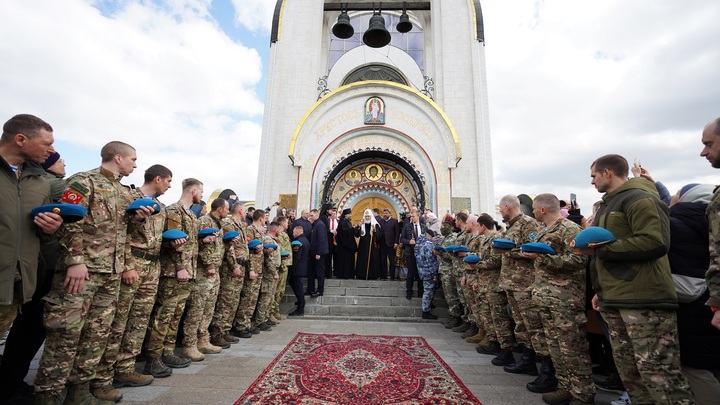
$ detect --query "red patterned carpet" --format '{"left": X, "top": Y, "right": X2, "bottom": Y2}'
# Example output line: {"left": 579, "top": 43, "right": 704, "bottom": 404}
{"left": 235, "top": 332, "right": 482, "bottom": 405}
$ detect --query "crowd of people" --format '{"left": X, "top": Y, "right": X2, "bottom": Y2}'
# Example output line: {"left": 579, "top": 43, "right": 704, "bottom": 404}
{"left": 2, "top": 113, "right": 720, "bottom": 405}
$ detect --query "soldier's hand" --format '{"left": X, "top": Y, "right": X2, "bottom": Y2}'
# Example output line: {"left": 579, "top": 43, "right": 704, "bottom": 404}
{"left": 176, "top": 269, "right": 189, "bottom": 282}
{"left": 231, "top": 236, "right": 241, "bottom": 245}
{"left": 232, "top": 267, "right": 243, "bottom": 277}
{"left": 273, "top": 274, "right": 279, "bottom": 280}
{"left": 255, "top": 245, "right": 263, "bottom": 253}
{"left": 711, "top": 311, "right": 720, "bottom": 331}
{"left": 249, "top": 270, "right": 258, "bottom": 280}
{"left": 64, "top": 264, "right": 89, "bottom": 294}
{"left": 521, "top": 252, "right": 539, "bottom": 260}
{"left": 207, "top": 268, "right": 216, "bottom": 277}
{"left": 461, "top": 276, "right": 466, "bottom": 286}
{"left": 134, "top": 205, "right": 154, "bottom": 220}
{"left": 35, "top": 212, "right": 63, "bottom": 234}
{"left": 591, "top": 294, "right": 600, "bottom": 311}
{"left": 202, "top": 234, "right": 217, "bottom": 243}
{"left": 172, "top": 238, "right": 186, "bottom": 249}
{"left": 122, "top": 269, "right": 139, "bottom": 285}
{"left": 573, "top": 247, "right": 595, "bottom": 256}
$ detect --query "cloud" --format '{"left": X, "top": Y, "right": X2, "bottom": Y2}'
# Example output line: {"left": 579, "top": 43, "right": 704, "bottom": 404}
{"left": 0, "top": 0, "right": 264, "bottom": 201}
{"left": 231, "top": 0, "right": 276, "bottom": 33}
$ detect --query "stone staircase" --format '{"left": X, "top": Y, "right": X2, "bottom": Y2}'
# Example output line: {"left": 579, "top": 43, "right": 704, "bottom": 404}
{"left": 279, "top": 278, "right": 448, "bottom": 322}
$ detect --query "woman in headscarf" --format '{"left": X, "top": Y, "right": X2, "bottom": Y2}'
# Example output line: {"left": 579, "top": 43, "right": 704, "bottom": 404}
{"left": 354, "top": 209, "right": 384, "bottom": 280}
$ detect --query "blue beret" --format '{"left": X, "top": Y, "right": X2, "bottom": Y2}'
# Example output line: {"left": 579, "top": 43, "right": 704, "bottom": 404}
{"left": 291, "top": 240, "right": 302, "bottom": 246}
{"left": 162, "top": 229, "right": 188, "bottom": 240}
{"left": 454, "top": 246, "right": 470, "bottom": 253}
{"left": 493, "top": 238, "right": 516, "bottom": 249}
{"left": 433, "top": 245, "right": 446, "bottom": 252}
{"left": 445, "top": 244, "right": 458, "bottom": 252}
{"left": 198, "top": 228, "right": 220, "bottom": 238}
{"left": 31, "top": 204, "right": 87, "bottom": 223}
{"left": 223, "top": 230, "right": 240, "bottom": 242}
{"left": 248, "top": 239, "right": 263, "bottom": 249}
{"left": 280, "top": 251, "right": 291, "bottom": 257}
{"left": 521, "top": 242, "right": 556, "bottom": 255}
{"left": 264, "top": 243, "right": 278, "bottom": 250}
{"left": 463, "top": 255, "right": 481, "bottom": 264}
{"left": 573, "top": 226, "right": 616, "bottom": 248}
{"left": 126, "top": 198, "right": 160, "bottom": 214}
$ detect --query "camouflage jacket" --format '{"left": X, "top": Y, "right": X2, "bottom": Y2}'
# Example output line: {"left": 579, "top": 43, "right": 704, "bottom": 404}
{"left": 263, "top": 234, "right": 281, "bottom": 278}
{"left": 706, "top": 189, "right": 720, "bottom": 307}
{"left": 197, "top": 214, "right": 225, "bottom": 276}
{"left": 531, "top": 218, "right": 587, "bottom": 307}
{"left": 161, "top": 202, "right": 199, "bottom": 279}
{"left": 57, "top": 167, "right": 135, "bottom": 273}
{"left": 438, "top": 233, "right": 456, "bottom": 275}
{"left": 125, "top": 191, "right": 166, "bottom": 272}
{"left": 499, "top": 213, "right": 540, "bottom": 292}
{"left": 223, "top": 219, "right": 248, "bottom": 273}
{"left": 450, "top": 230, "right": 469, "bottom": 277}
{"left": 475, "top": 231, "right": 503, "bottom": 291}
{"left": 246, "top": 224, "right": 264, "bottom": 276}
{"left": 278, "top": 231, "right": 291, "bottom": 270}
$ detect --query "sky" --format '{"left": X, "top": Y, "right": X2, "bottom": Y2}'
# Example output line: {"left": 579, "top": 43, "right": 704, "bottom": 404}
{"left": 2, "top": 0, "right": 719, "bottom": 215}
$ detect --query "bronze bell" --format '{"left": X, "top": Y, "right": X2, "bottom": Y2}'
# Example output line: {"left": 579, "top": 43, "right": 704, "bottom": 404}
{"left": 332, "top": 10, "right": 354, "bottom": 39}
{"left": 363, "top": 11, "right": 391, "bottom": 48}
{"left": 396, "top": 9, "right": 412, "bottom": 33}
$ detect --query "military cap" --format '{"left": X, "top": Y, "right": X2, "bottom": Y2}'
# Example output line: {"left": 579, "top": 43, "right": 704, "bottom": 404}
{"left": 493, "top": 238, "right": 516, "bottom": 249}
{"left": 198, "top": 227, "right": 220, "bottom": 238}
{"left": 31, "top": 204, "right": 87, "bottom": 223}
{"left": 223, "top": 230, "right": 240, "bottom": 242}
{"left": 454, "top": 245, "right": 470, "bottom": 253}
{"left": 445, "top": 244, "right": 458, "bottom": 253}
{"left": 573, "top": 226, "right": 616, "bottom": 248}
{"left": 264, "top": 243, "right": 279, "bottom": 250}
{"left": 162, "top": 229, "right": 188, "bottom": 240}
{"left": 291, "top": 240, "right": 302, "bottom": 247}
{"left": 126, "top": 198, "right": 161, "bottom": 214}
{"left": 463, "top": 255, "right": 481, "bottom": 264}
{"left": 433, "top": 245, "right": 446, "bottom": 252}
{"left": 247, "top": 239, "right": 263, "bottom": 249}
{"left": 521, "top": 242, "right": 556, "bottom": 255}
{"left": 280, "top": 251, "right": 291, "bottom": 258}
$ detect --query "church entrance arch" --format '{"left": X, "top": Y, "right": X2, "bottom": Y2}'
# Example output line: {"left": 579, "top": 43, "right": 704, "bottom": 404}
{"left": 350, "top": 197, "right": 396, "bottom": 225}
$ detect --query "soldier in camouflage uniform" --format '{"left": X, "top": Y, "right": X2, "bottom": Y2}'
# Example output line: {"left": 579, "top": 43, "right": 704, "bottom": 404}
{"left": 438, "top": 216, "right": 463, "bottom": 328}
{"left": 92, "top": 165, "right": 173, "bottom": 399}
{"left": 182, "top": 198, "right": 228, "bottom": 359}
{"left": 143, "top": 178, "right": 204, "bottom": 378}
{"left": 232, "top": 209, "right": 266, "bottom": 337}
{"left": 461, "top": 215, "right": 485, "bottom": 342}
{"left": 579, "top": 155, "right": 692, "bottom": 404}
{"left": 209, "top": 202, "right": 248, "bottom": 346}
{"left": 525, "top": 194, "right": 593, "bottom": 404}
{"left": 496, "top": 194, "right": 544, "bottom": 376}
{"left": 34, "top": 142, "right": 154, "bottom": 405}
{"left": 253, "top": 222, "right": 282, "bottom": 329}
{"left": 450, "top": 213, "right": 472, "bottom": 333}
{"left": 270, "top": 216, "right": 292, "bottom": 323}
{"left": 700, "top": 118, "right": 720, "bottom": 331}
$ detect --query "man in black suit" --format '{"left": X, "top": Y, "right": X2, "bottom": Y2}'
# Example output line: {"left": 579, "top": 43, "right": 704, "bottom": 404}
{"left": 291, "top": 209, "right": 312, "bottom": 241}
{"left": 288, "top": 226, "right": 310, "bottom": 316}
{"left": 307, "top": 209, "right": 329, "bottom": 297}
{"left": 400, "top": 207, "right": 426, "bottom": 300}
{"left": 380, "top": 208, "right": 400, "bottom": 280}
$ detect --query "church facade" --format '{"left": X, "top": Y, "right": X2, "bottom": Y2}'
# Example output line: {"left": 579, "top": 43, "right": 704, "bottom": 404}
{"left": 256, "top": 0, "right": 494, "bottom": 220}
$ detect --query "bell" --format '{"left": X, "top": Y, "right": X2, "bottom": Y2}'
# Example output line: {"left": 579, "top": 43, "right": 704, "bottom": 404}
{"left": 396, "top": 10, "right": 412, "bottom": 33}
{"left": 363, "top": 11, "right": 391, "bottom": 48}
{"left": 332, "top": 10, "right": 354, "bottom": 39}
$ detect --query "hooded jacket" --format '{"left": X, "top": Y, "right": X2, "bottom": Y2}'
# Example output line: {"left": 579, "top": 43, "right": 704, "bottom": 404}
{"left": 590, "top": 177, "right": 677, "bottom": 309}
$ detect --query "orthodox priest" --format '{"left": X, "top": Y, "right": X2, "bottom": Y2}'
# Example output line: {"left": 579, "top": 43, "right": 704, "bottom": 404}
{"left": 335, "top": 208, "right": 357, "bottom": 279}
{"left": 355, "top": 209, "right": 384, "bottom": 280}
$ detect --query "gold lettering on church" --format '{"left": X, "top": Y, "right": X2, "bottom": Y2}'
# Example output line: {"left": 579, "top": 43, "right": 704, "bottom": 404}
{"left": 314, "top": 110, "right": 362, "bottom": 139}
{"left": 388, "top": 110, "right": 435, "bottom": 140}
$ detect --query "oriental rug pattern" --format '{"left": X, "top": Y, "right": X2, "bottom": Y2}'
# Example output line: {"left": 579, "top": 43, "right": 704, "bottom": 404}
{"left": 235, "top": 332, "right": 482, "bottom": 405}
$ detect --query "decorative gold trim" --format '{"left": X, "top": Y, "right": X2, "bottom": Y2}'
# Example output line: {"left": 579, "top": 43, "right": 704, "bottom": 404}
{"left": 469, "top": 0, "right": 477, "bottom": 40}
{"left": 288, "top": 80, "right": 461, "bottom": 162}
{"left": 277, "top": 0, "right": 285, "bottom": 41}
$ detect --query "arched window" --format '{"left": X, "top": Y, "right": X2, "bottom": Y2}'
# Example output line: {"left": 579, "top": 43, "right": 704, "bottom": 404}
{"left": 342, "top": 64, "right": 408, "bottom": 85}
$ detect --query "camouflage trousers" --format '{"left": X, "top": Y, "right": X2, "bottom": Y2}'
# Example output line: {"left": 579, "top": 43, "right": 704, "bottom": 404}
{"left": 440, "top": 271, "right": 462, "bottom": 318}
{"left": 507, "top": 290, "right": 545, "bottom": 354}
{"left": 270, "top": 267, "right": 288, "bottom": 318}
{"left": 483, "top": 288, "right": 514, "bottom": 349}
{"left": 0, "top": 281, "right": 22, "bottom": 337}
{"left": 94, "top": 258, "right": 160, "bottom": 386}
{"left": 421, "top": 279, "right": 436, "bottom": 312}
{"left": 601, "top": 307, "right": 693, "bottom": 405}
{"left": 462, "top": 272, "right": 483, "bottom": 328}
{"left": 233, "top": 270, "right": 262, "bottom": 331}
{"left": 183, "top": 273, "right": 220, "bottom": 346}
{"left": 254, "top": 275, "right": 278, "bottom": 324}
{"left": 537, "top": 302, "right": 594, "bottom": 402}
{"left": 452, "top": 267, "right": 470, "bottom": 322}
{"left": 34, "top": 271, "right": 120, "bottom": 394}
{"left": 210, "top": 268, "right": 245, "bottom": 336}
{"left": 145, "top": 277, "right": 192, "bottom": 358}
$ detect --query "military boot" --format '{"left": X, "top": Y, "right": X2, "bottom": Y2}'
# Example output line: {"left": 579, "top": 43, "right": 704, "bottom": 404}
{"left": 443, "top": 316, "right": 462, "bottom": 329}
{"left": 91, "top": 384, "right": 122, "bottom": 403}
{"left": 197, "top": 336, "right": 222, "bottom": 354}
{"left": 541, "top": 389, "right": 573, "bottom": 405}
{"left": 210, "top": 334, "right": 231, "bottom": 349}
{"left": 113, "top": 371, "right": 154, "bottom": 387}
{"left": 34, "top": 391, "right": 64, "bottom": 405}
{"left": 526, "top": 356, "right": 558, "bottom": 393}
{"left": 143, "top": 356, "right": 172, "bottom": 378}
{"left": 490, "top": 348, "right": 515, "bottom": 366}
{"left": 452, "top": 321, "right": 471, "bottom": 333}
{"left": 461, "top": 324, "right": 479, "bottom": 339}
{"left": 465, "top": 329, "right": 486, "bottom": 343}
{"left": 222, "top": 333, "right": 240, "bottom": 344}
{"left": 65, "top": 382, "right": 114, "bottom": 405}
{"left": 181, "top": 345, "right": 206, "bottom": 361}
{"left": 161, "top": 353, "right": 192, "bottom": 368}
{"left": 476, "top": 340, "right": 501, "bottom": 355}
{"left": 568, "top": 395, "right": 595, "bottom": 405}
{"left": 503, "top": 346, "right": 538, "bottom": 376}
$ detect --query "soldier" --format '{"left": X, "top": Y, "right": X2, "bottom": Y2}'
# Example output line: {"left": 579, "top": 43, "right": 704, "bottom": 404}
{"left": 700, "top": 117, "right": 720, "bottom": 331}
{"left": 232, "top": 209, "right": 266, "bottom": 338}
{"left": 182, "top": 198, "right": 228, "bottom": 360}
{"left": 34, "top": 141, "right": 154, "bottom": 405}
{"left": 525, "top": 194, "right": 593, "bottom": 404}
{"left": 269, "top": 216, "right": 291, "bottom": 324}
{"left": 438, "top": 215, "right": 463, "bottom": 329}
{"left": 143, "top": 178, "right": 204, "bottom": 378}
{"left": 209, "top": 202, "right": 248, "bottom": 347}
{"left": 253, "top": 222, "right": 282, "bottom": 330}
{"left": 461, "top": 215, "right": 486, "bottom": 343}
{"left": 92, "top": 164, "right": 173, "bottom": 399}
{"left": 496, "top": 194, "right": 543, "bottom": 376}
{"left": 450, "top": 212, "right": 472, "bottom": 334}
{"left": 577, "top": 154, "right": 692, "bottom": 404}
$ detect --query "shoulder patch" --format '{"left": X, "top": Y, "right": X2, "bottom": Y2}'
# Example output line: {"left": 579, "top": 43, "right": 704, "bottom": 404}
{"left": 69, "top": 181, "right": 90, "bottom": 196}
{"left": 528, "top": 231, "right": 538, "bottom": 242}
{"left": 61, "top": 189, "right": 84, "bottom": 205}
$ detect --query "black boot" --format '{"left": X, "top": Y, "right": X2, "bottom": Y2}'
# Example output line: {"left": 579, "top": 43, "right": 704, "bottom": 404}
{"left": 452, "top": 321, "right": 471, "bottom": 333}
{"left": 461, "top": 324, "right": 479, "bottom": 339}
{"left": 526, "top": 356, "right": 558, "bottom": 393}
{"left": 443, "top": 317, "right": 462, "bottom": 329}
{"left": 503, "top": 347, "right": 538, "bottom": 375}
{"left": 490, "top": 348, "right": 515, "bottom": 366}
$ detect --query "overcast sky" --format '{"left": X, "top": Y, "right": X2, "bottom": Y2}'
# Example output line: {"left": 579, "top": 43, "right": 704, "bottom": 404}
{"left": 2, "top": 0, "right": 719, "bottom": 215}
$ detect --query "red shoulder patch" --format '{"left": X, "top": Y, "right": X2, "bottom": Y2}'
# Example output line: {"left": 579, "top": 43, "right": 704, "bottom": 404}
{"left": 61, "top": 190, "right": 84, "bottom": 205}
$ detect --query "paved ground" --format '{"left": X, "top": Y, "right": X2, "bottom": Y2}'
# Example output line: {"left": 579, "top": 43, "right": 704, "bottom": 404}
{"left": 6, "top": 318, "right": 620, "bottom": 405}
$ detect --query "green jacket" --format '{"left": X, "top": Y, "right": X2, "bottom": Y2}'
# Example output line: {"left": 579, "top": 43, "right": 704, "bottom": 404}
{"left": 591, "top": 178, "right": 677, "bottom": 309}
{"left": 1, "top": 158, "right": 51, "bottom": 305}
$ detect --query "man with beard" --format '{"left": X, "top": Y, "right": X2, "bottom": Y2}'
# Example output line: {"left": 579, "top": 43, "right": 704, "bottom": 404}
{"left": 335, "top": 208, "right": 357, "bottom": 279}
{"left": 355, "top": 209, "right": 384, "bottom": 280}
{"left": 380, "top": 208, "right": 400, "bottom": 280}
